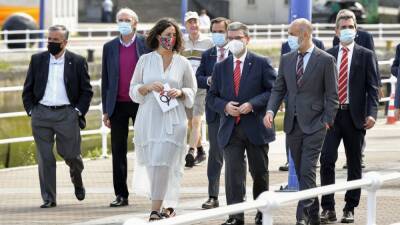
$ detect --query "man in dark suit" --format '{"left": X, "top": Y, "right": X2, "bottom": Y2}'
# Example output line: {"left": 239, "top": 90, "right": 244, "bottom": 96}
{"left": 391, "top": 43, "right": 400, "bottom": 120}
{"left": 278, "top": 37, "right": 325, "bottom": 171}
{"left": 101, "top": 8, "right": 149, "bottom": 207}
{"left": 264, "top": 18, "right": 338, "bottom": 225}
{"left": 22, "top": 25, "right": 93, "bottom": 208}
{"left": 197, "top": 17, "right": 247, "bottom": 210}
{"left": 319, "top": 10, "right": 379, "bottom": 224}
{"left": 207, "top": 21, "right": 276, "bottom": 225}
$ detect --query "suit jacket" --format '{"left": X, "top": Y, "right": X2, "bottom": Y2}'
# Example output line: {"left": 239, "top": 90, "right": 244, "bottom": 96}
{"left": 22, "top": 50, "right": 93, "bottom": 119}
{"left": 281, "top": 37, "right": 325, "bottom": 55}
{"left": 207, "top": 51, "right": 277, "bottom": 148}
{"left": 327, "top": 44, "right": 380, "bottom": 129}
{"left": 333, "top": 29, "right": 375, "bottom": 51}
{"left": 196, "top": 47, "right": 231, "bottom": 124}
{"left": 101, "top": 34, "right": 149, "bottom": 117}
{"left": 391, "top": 44, "right": 400, "bottom": 108}
{"left": 267, "top": 47, "right": 338, "bottom": 134}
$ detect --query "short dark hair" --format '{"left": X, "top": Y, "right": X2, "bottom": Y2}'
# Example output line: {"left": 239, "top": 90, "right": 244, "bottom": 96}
{"left": 146, "top": 18, "right": 184, "bottom": 53}
{"left": 48, "top": 25, "right": 69, "bottom": 40}
{"left": 210, "top": 17, "right": 230, "bottom": 32}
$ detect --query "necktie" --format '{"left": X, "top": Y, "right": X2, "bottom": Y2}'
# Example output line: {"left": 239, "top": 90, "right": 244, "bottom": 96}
{"left": 338, "top": 47, "right": 349, "bottom": 104}
{"left": 218, "top": 47, "right": 225, "bottom": 62}
{"left": 233, "top": 60, "right": 241, "bottom": 124}
{"left": 296, "top": 53, "right": 306, "bottom": 87}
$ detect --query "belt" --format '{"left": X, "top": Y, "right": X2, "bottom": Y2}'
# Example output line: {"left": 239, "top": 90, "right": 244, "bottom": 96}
{"left": 40, "top": 104, "right": 70, "bottom": 110}
{"left": 338, "top": 104, "right": 349, "bottom": 110}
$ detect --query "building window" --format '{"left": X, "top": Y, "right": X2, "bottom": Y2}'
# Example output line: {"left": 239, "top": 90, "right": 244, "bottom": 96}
{"left": 248, "top": 0, "right": 256, "bottom": 5}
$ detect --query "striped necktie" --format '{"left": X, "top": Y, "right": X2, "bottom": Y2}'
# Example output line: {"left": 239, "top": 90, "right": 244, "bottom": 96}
{"left": 338, "top": 47, "right": 349, "bottom": 104}
{"left": 233, "top": 60, "right": 241, "bottom": 124}
{"left": 296, "top": 52, "right": 306, "bottom": 87}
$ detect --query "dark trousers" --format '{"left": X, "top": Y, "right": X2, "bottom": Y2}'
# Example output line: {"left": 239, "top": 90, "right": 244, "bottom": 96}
{"left": 207, "top": 117, "right": 224, "bottom": 198}
{"left": 31, "top": 104, "right": 84, "bottom": 203}
{"left": 110, "top": 101, "right": 138, "bottom": 198}
{"left": 320, "top": 109, "right": 365, "bottom": 212}
{"left": 224, "top": 124, "right": 269, "bottom": 221}
{"left": 287, "top": 119, "right": 326, "bottom": 221}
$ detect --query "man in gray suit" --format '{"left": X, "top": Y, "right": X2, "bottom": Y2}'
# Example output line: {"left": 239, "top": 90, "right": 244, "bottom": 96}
{"left": 264, "top": 19, "right": 338, "bottom": 225}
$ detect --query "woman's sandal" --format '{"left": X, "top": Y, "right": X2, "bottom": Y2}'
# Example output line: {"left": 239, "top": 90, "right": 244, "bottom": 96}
{"left": 161, "top": 207, "right": 176, "bottom": 218}
{"left": 149, "top": 211, "right": 165, "bottom": 222}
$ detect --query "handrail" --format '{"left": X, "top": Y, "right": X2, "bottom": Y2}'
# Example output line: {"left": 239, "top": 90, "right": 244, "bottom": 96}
{"left": 124, "top": 172, "right": 400, "bottom": 225}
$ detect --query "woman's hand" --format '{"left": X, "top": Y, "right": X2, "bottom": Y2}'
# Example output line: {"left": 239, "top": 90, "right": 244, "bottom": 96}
{"left": 138, "top": 82, "right": 164, "bottom": 96}
{"left": 167, "top": 88, "right": 182, "bottom": 98}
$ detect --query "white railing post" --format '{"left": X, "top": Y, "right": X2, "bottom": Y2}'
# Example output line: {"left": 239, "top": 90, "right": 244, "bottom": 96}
{"left": 365, "top": 172, "right": 383, "bottom": 225}
{"left": 267, "top": 24, "right": 271, "bottom": 40}
{"left": 253, "top": 24, "right": 258, "bottom": 40}
{"left": 281, "top": 24, "right": 285, "bottom": 41}
{"left": 257, "top": 191, "right": 280, "bottom": 225}
{"left": 379, "top": 23, "right": 383, "bottom": 40}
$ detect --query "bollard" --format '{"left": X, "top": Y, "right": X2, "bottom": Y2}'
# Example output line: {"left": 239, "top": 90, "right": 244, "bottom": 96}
{"left": 87, "top": 49, "right": 94, "bottom": 62}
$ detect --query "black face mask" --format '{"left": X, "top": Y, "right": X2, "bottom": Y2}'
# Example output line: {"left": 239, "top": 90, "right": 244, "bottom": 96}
{"left": 47, "top": 42, "right": 63, "bottom": 56}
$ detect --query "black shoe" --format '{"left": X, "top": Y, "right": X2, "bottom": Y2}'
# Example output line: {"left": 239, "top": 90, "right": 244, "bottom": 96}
{"left": 341, "top": 210, "right": 354, "bottom": 223}
{"left": 255, "top": 211, "right": 262, "bottom": 225}
{"left": 75, "top": 186, "right": 85, "bottom": 201}
{"left": 343, "top": 163, "right": 347, "bottom": 169}
{"left": 320, "top": 209, "right": 337, "bottom": 224}
{"left": 221, "top": 218, "right": 244, "bottom": 225}
{"left": 185, "top": 148, "right": 195, "bottom": 168}
{"left": 304, "top": 212, "right": 320, "bottom": 225}
{"left": 361, "top": 161, "right": 366, "bottom": 169}
{"left": 201, "top": 198, "right": 219, "bottom": 209}
{"left": 279, "top": 162, "right": 289, "bottom": 171}
{"left": 195, "top": 148, "right": 207, "bottom": 164}
{"left": 109, "top": 196, "right": 128, "bottom": 207}
{"left": 40, "top": 201, "right": 56, "bottom": 208}
{"left": 296, "top": 220, "right": 305, "bottom": 225}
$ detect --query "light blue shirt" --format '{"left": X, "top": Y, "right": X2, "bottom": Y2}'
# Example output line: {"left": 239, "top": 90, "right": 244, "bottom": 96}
{"left": 298, "top": 45, "right": 315, "bottom": 72}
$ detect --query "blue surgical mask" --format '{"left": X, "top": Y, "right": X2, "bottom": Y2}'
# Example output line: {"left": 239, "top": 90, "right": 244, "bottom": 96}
{"left": 211, "top": 32, "right": 226, "bottom": 47}
{"left": 287, "top": 35, "right": 300, "bottom": 51}
{"left": 339, "top": 29, "right": 356, "bottom": 44}
{"left": 118, "top": 22, "right": 133, "bottom": 36}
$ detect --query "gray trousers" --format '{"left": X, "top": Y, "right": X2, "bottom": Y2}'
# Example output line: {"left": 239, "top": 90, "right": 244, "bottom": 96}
{"left": 287, "top": 119, "right": 326, "bottom": 220}
{"left": 31, "top": 104, "right": 84, "bottom": 203}
{"left": 224, "top": 124, "right": 268, "bottom": 221}
{"left": 207, "top": 118, "right": 224, "bottom": 198}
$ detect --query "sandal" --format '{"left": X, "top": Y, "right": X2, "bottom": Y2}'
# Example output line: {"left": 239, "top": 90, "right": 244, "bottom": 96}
{"left": 161, "top": 207, "right": 176, "bottom": 218}
{"left": 149, "top": 211, "right": 165, "bottom": 222}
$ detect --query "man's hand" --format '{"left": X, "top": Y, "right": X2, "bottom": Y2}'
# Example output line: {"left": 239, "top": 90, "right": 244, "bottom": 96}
{"left": 263, "top": 112, "right": 274, "bottom": 128}
{"left": 395, "top": 109, "right": 400, "bottom": 121}
{"left": 225, "top": 101, "right": 240, "bottom": 117}
{"left": 364, "top": 116, "right": 376, "bottom": 129}
{"left": 238, "top": 102, "right": 253, "bottom": 114}
{"left": 167, "top": 88, "right": 182, "bottom": 98}
{"left": 103, "top": 113, "right": 111, "bottom": 128}
{"left": 207, "top": 76, "right": 212, "bottom": 86}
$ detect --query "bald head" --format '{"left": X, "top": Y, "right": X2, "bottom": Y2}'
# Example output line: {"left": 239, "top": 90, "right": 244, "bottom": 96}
{"left": 288, "top": 18, "right": 313, "bottom": 53}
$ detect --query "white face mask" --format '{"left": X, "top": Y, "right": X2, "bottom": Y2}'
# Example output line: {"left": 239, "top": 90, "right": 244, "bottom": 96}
{"left": 228, "top": 40, "right": 245, "bottom": 56}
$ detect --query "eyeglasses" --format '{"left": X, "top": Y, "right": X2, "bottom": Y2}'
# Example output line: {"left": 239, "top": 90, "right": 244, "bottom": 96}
{"left": 227, "top": 36, "right": 245, "bottom": 41}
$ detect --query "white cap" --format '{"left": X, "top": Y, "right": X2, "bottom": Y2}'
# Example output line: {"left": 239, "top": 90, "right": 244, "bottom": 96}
{"left": 184, "top": 11, "right": 199, "bottom": 23}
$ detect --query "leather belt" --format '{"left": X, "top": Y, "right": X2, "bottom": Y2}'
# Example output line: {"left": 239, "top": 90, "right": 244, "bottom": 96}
{"left": 338, "top": 104, "right": 349, "bottom": 110}
{"left": 40, "top": 104, "right": 70, "bottom": 110}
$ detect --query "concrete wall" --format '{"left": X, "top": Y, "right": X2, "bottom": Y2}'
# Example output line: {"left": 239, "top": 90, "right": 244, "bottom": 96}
{"left": 229, "top": 0, "right": 289, "bottom": 24}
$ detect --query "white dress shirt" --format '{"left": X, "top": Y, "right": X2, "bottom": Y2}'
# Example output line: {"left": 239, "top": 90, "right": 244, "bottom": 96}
{"left": 337, "top": 41, "right": 355, "bottom": 104}
{"left": 233, "top": 49, "right": 248, "bottom": 75}
{"left": 39, "top": 52, "right": 71, "bottom": 106}
{"left": 119, "top": 33, "right": 136, "bottom": 47}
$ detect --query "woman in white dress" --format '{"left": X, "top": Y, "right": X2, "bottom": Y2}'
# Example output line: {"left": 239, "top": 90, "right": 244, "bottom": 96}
{"left": 129, "top": 18, "right": 197, "bottom": 221}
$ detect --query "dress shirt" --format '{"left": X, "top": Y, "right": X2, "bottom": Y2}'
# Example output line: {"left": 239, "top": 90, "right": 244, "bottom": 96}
{"left": 337, "top": 41, "right": 355, "bottom": 104}
{"left": 39, "top": 51, "right": 71, "bottom": 106}
{"left": 217, "top": 45, "right": 229, "bottom": 62}
{"left": 119, "top": 33, "right": 136, "bottom": 47}
{"left": 233, "top": 49, "right": 248, "bottom": 75}
{"left": 298, "top": 45, "right": 315, "bottom": 72}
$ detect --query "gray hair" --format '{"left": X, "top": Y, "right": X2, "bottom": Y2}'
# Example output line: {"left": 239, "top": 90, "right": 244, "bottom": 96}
{"left": 335, "top": 9, "right": 357, "bottom": 28}
{"left": 48, "top": 25, "right": 69, "bottom": 40}
{"left": 227, "top": 22, "right": 249, "bottom": 37}
{"left": 116, "top": 8, "right": 139, "bottom": 23}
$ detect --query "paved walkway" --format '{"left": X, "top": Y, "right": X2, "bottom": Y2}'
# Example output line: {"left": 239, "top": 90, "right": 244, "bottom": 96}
{"left": 1, "top": 120, "right": 400, "bottom": 225}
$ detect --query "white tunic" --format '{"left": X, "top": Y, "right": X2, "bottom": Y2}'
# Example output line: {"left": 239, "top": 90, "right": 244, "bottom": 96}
{"left": 129, "top": 51, "right": 197, "bottom": 206}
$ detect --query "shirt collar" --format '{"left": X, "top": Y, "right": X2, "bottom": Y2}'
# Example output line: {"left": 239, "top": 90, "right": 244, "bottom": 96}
{"left": 119, "top": 33, "right": 136, "bottom": 47}
{"left": 340, "top": 41, "right": 355, "bottom": 52}
{"left": 50, "top": 51, "right": 65, "bottom": 64}
{"left": 233, "top": 49, "right": 247, "bottom": 63}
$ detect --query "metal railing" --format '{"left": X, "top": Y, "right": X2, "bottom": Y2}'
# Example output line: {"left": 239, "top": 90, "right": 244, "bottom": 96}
{"left": 123, "top": 171, "right": 400, "bottom": 225}
{"left": 1, "top": 23, "right": 400, "bottom": 53}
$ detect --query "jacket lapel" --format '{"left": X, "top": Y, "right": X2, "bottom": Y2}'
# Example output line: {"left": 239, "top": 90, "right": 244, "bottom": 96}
{"left": 63, "top": 50, "right": 72, "bottom": 86}
{"left": 349, "top": 44, "right": 360, "bottom": 81}
{"left": 287, "top": 52, "right": 298, "bottom": 93}
{"left": 299, "top": 48, "right": 320, "bottom": 87}
{"left": 209, "top": 47, "right": 217, "bottom": 64}
{"left": 238, "top": 52, "right": 253, "bottom": 96}
{"left": 41, "top": 52, "right": 50, "bottom": 83}
{"left": 225, "top": 55, "right": 235, "bottom": 98}
{"left": 112, "top": 38, "right": 120, "bottom": 80}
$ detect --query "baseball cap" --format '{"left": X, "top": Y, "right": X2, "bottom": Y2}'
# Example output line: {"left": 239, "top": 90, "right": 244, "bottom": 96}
{"left": 184, "top": 11, "right": 199, "bottom": 23}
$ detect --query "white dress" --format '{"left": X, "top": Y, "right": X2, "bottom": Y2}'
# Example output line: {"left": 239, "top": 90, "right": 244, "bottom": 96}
{"left": 129, "top": 51, "right": 197, "bottom": 207}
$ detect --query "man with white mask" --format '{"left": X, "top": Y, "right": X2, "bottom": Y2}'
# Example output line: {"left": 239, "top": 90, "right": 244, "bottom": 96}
{"left": 319, "top": 9, "right": 379, "bottom": 224}
{"left": 207, "top": 21, "right": 276, "bottom": 225}
{"left": 101, "top": 8, "right": 149, "bottom": 207}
